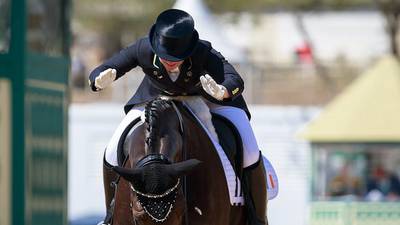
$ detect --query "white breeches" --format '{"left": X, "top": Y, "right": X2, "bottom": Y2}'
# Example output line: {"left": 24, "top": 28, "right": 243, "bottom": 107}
{"left": 104, "top": 103, "right": 260, "bottom": 168}
{"left": 104, "top": 107, "right": 144, "bottom": 166}
{"left": 207, "top": 104, "right": 260, "bottom": 168}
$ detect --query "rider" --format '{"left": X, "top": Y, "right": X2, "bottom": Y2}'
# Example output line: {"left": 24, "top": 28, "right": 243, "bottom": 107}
{"left": 89, "top": 9, "right": 267, "bottom": 225}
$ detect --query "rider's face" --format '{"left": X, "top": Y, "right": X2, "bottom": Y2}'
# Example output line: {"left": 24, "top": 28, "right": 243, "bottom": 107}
{"left": 159, "top": 58, "right": 184, "bottom": 71}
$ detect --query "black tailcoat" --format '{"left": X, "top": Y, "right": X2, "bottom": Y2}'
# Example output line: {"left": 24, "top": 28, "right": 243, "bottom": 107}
{"left": 89, "top": 37, "right": 250, "bottom": 119}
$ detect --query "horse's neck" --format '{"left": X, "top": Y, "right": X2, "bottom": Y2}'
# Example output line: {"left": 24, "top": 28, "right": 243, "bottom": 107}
{"left": 128, "top": 124, "right": 147, "bottom": 167}
{"left": 180, "top": 109, "right": 221, "bottom": 168}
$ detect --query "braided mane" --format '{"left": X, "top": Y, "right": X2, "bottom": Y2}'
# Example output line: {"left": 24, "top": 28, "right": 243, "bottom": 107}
{"left": 144, "top": 98, "right": 174, "bottom": 153}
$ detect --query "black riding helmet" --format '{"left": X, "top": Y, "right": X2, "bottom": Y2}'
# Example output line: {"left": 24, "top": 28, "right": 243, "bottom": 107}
{"left": 149, "top": 9, "right": 199, "bottom": 62}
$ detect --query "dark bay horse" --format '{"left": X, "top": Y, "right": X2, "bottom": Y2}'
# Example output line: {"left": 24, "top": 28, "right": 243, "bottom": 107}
{"left": 112, "top": 98, "right": 246, "bottom": 225}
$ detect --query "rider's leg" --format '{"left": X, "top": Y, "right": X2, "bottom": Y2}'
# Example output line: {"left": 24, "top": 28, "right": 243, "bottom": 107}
{"left": 102, "top": 156, "right": 118, "bottom": 224}
{"left": 208, "top": 105, "right": 260, "bottom": 167}
{"left": 208, "top": 105, "right": 267, "bottom": 225}
{"left": 243, "top": 153, "right": 268, "bottom": 225}
{"left": 101, "top": 107, "right": 144, "bottom": 224}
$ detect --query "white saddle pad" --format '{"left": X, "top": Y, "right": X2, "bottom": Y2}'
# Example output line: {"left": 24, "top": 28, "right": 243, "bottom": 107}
{"left": 263, "top": 156, "right": 279, "bottom": 200}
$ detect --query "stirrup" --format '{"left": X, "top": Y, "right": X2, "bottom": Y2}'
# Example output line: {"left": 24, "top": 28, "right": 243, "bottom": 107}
{"left": 101, "top": 197, "right": 115, "bottom": 225}
{"left": 97, "top": 204, "right": 114, "bottom": 225}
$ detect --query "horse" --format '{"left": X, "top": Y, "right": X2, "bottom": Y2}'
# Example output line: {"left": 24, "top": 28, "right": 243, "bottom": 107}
{"left": 111, "top": 98, "right": 248, "bottom": 225}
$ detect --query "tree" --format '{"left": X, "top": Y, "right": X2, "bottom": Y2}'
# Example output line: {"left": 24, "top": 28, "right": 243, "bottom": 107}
{"left": 73, "top": 0, "right": 174, "bottom": 56}
{"left": 204, "top": 0, "right": 373, "bottom": 12}
{"left": 374, "top": 0, "right": 400, "bottom": 58}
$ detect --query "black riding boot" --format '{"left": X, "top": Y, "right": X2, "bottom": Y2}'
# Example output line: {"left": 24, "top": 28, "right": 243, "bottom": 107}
{"left": 100, "top": 157, "right": 119, "bottom": 225}
{"left": 242, "top": 152, "right": 268, "bottom": 225}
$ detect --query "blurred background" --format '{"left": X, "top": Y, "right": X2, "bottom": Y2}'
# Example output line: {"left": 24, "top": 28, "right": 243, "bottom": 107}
{"left": 1, "top": 0, "right": 400, "bottom": 225}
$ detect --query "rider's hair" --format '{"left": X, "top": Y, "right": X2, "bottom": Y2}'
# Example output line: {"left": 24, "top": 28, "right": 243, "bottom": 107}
{"left": 144, "top": 98, "right": 173, "bottom": 153}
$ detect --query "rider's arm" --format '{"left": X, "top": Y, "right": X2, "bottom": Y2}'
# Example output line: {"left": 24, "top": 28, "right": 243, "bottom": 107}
{"left": 88, "top": 39, "right": 143, "bottom": 91}
{"left": 204, "top": 48, "right": 244, "bottom": 101}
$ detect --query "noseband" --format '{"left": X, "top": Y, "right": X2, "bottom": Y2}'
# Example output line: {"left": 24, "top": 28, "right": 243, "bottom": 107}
{"left": 136, "top": 153, "right": 171, "bottom": 168}
{"left": 130, "top": 101, "right": 187, "bottom": 223}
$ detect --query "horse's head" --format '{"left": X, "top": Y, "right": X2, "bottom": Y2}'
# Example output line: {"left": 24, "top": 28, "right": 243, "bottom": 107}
{"left": 113, "top": 98, "right": 201, "bottom": 223}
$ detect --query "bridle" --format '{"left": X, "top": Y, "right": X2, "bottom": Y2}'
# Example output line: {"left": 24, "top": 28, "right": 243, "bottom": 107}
{"left": 129, "top": 100, "right": 189, "bottom": 224}
{"left": 129, "top": 154, "right": 181, "bottom": 223}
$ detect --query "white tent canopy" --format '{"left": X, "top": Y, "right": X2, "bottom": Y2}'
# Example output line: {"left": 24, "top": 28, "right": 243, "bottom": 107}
{"left": 173, "top": 0, "right": 246, "bottom": 63}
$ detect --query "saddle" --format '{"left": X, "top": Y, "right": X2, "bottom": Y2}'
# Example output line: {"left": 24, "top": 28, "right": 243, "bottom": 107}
{"left": 116, "top": 101, "right": 243, "bottom": 176}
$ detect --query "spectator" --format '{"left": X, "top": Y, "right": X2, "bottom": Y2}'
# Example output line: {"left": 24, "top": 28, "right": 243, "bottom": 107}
{"left": 328, "top": 163, "right": 362, "bottom": 198}
{"left": 366, "top": 166, "right": 400, "bottom": 201}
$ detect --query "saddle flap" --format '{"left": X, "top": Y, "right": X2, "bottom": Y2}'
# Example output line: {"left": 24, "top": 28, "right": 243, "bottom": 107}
{"left": 210, "top": 113, "right": 243, "bottom": 177}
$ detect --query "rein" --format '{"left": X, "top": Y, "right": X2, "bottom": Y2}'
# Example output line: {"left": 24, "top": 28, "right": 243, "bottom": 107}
{"left": 170, "top": 101, "right": 189, "bottom": 225}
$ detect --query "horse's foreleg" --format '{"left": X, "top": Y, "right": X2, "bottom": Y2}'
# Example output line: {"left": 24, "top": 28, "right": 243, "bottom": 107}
{"left": 113, "top": 178, "right": 135, "bottom": 225}
{"left": 229, "top": 206, "right": 246, "bottom": 225}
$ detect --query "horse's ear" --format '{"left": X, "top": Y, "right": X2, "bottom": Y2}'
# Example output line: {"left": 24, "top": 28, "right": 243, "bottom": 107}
{"left": 167, "top": 159, "right": 202, "bottom": 178}
{"left": 113, "top": 166, "right": 143, "bottom": 183}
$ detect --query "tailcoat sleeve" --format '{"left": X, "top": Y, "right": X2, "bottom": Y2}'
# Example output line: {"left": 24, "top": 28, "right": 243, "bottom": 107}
{"left": 204, "top": 48, "right": 244, "bottom": 101}
{"left": 88, "top": 40, "right": 142, "bottom": 91}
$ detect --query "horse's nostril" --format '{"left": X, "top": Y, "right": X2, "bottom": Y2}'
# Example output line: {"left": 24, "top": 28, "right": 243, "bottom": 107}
{"left": 136, "top": 201, "right": 143, "bottom": 211}
{"left": 131, "top": 200, "right": 145, "bottom": 218}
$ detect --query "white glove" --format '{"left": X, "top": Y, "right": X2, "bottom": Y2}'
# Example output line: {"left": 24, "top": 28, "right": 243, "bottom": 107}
{"left": 94, "top": 68, "right": 116, "bottom": 90}
{"left": 200, "top": 74, "right": 226, "bottom": 101}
